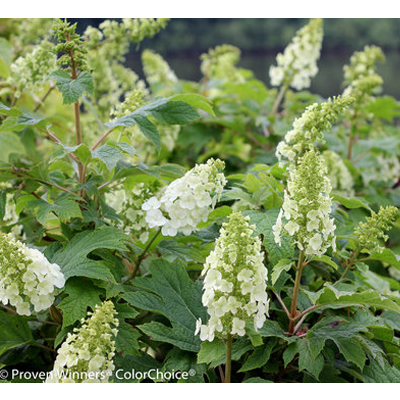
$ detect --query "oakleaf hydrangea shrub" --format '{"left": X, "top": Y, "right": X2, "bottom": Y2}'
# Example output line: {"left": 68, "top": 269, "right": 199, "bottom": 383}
{"left": 0, "top": 17, "right": 400, "bottom": 384}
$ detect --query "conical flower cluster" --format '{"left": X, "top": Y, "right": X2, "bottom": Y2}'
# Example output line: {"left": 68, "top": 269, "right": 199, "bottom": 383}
{"left": 269, "top": 19, "right": 323, "bottom": 91}
{"left": 195, "top": 212, "right": 269, "bottom": 342}
{"left": 322, "top": 150, "right": 354, "bottom": 198}
{"left": 142, "top": 159, "right": 227, "bottom": 237}
{"left": 273, "top": 150, "right": 336, "bottom": 257}
{"left": 355, "top": 206, "right": 398, "bottom": 254}
{"left": 46, "top": 301, "right": 119, "bottom": 383}
{"left": 276, "top": 96, "right": 354, "bottom": 169}
{"left": 0, "top": 233, "right": 65, "bottom": 316}
{"left": 142, "top": 49, "right": 177, "bottom": 88}
{"left": 343, "top": 45, "right": 385, "bottom": 86}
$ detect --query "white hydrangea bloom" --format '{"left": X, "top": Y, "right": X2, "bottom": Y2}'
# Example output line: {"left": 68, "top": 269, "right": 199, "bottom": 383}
{"left": 195, "top": 212, "right": 269, "bottom": 342}
{"left": 362, "top": 153, "right": 400, "bottom": 186}
{"left": 269, "top": 19, "right": 323, "bottom": 91}
{"left": 105, "top": 182, "right": 161, "bottom": 243}
{"left": 142, "top": 159, "right": 226, "bottom": 237}
{"left": 45, "top": 301, "right": 118, "bottom": 383}
{"left": 0, "top": 233, "right": 65, "bottom": 316}
{"left": 273, "top": 150, "right": 336, "bottom": 257}
{"left": 322, "top": 150, "right": 354, "bottom": 197}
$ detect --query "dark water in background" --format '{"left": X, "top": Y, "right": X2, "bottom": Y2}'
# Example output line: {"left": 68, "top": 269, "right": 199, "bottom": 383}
{"left": 126, "top": 49, "right": 400, "bottom": 99}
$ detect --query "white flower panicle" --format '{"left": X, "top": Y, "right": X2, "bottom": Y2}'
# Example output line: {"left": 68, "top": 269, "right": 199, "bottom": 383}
{"left": 322, "top": 150, "right": 354, "bottom": 198}
{"left": 105, "top": 181, "right": 161, "bottom": 243}
{"left": 195, "top": 212, "right": 269, "bottom": 342}
{"left": 45, "top": 301, "right": 119, "bottom": 383}
{"left": 7, "top": 40, "right": 57, "bottom": 98}
{"left": 142, "top": 49, "right": 178, "bottom": 88}
{"left": 276, "top": 96, "right": 354, "bottom": 169}
{"left": 0, "top": 233, "right": 65, "bottom": 316}
{"left": 273, "top": 150, "right": 336, "bottom": 257}
{"left": 362, "top": 153, "right": 400, "bottom": 186}
{"left": 343, "top": 45, "right": 385, "bottom": 86}
{"left": 269, "top": 19, "right": 323, "bottom": 91}
{"left": 142, "top": 159, "right": 227, "bottom": 237}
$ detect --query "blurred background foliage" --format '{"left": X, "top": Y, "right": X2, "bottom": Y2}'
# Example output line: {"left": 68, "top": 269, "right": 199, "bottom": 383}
{"left": 65, "top": 18, "right": 400, "bottom": 98}
{"left": 1, "top": 18, "right": 399, "bottom": 97}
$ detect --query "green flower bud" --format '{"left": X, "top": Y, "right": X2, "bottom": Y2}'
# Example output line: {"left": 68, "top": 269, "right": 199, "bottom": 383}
{"left": 355, "top": 206, "right": 398, "bottom": 253}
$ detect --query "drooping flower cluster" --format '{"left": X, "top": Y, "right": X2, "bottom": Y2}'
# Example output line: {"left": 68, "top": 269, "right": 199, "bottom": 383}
{"left": 322, "top": 150, "right": 354, "bottom": 198}
{"left": 8, "top": 18, "right": 54, "bottom": 52}
{"left": 269, "top": 19, "right": 323, "bottom": 91}
{"left": 201, "top": 44, "right": 244, "bottom": 83}
{"left": 0, "top": 233, "right": 65, "bottom": 316}
{"left": 142, "top": 159, "right": 226, "bottom": 237}
{"left": 85, "top": 19, "right": 169, "bottom": 60}
{"left": 105, "top": 181, "right": 161, "bottom": 243}
{"left": 273, "top": 150, "right": 336, "bottom": 257}
{"left": 342, "top": 46, "right": 385, "bottom": 125}
{"left": 276, "top": 96, "right": 354, "bottom": 168}
{"left": 142, "top": 49, "right": 178, "bottom": 89}
{"left": 195, "top": 212, "right": 269, "bottom": 342}
{"left": 343, "top": 45, "right": 385, "bottom": 86}
{"left": 45, "top": 301, "right": 118, "bottom": 383}
{"left": 7, "top": 40, "right": 57, "bottom": 98}
{"left": 354, "top": 206, "right": 398, "bottom": 254}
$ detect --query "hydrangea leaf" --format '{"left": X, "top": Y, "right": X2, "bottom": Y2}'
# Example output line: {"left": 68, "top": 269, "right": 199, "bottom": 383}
{"left": 91, "top": 144, "right": 125, "bottom": 171}
{"left": 122, "top": 258, "right": 207, "bottom": 352}
{"left": 238, "top": 337, "right": 277, "bottom": 372}
{"left": 51, "top": 70, "right": 94, "bottom": 104}
{"left": 112, "top": 352, "right": 162, "bottom": 383}
{"left": 58, "top": 278, "right": 104, "bottom": 328}
{"left": 104, "top": 96, "right": 202, "bottom": 151}
{"left": 52, "top": 226, "right": 130, "bottom": 282}
{"left": 157, "top": 239, "right": 205, "bottom": 263}
{"left": 297, "top": 338, "right": 325, "bottom": 379}
{"left": 0, "top": 102, "right": 22, "bottom": 117}
{"left": 0, "top": 132, "right": 25, "bottom": 161}
{"left": 271, "top": 259, "right": 293, "bottom": 285}
{"left": 332, "top": 194, "right": 371, "bottom": 211}
{"left": 197, "top": 337, "right": 253, "bottom": 368}
{"left": 27, "top": 195, "right": 82, "bottom": 225}
{"left": 114, "top": 303, "right": 141, "bottom": 357}
{"left": 0, "top": 311, "right": 34, "bottom": 356}
{"left": 310, "top": 284, "right": 400, "bottom": 314}
{"left": 362, "top": 357, "right": 400, "bottom": 383}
